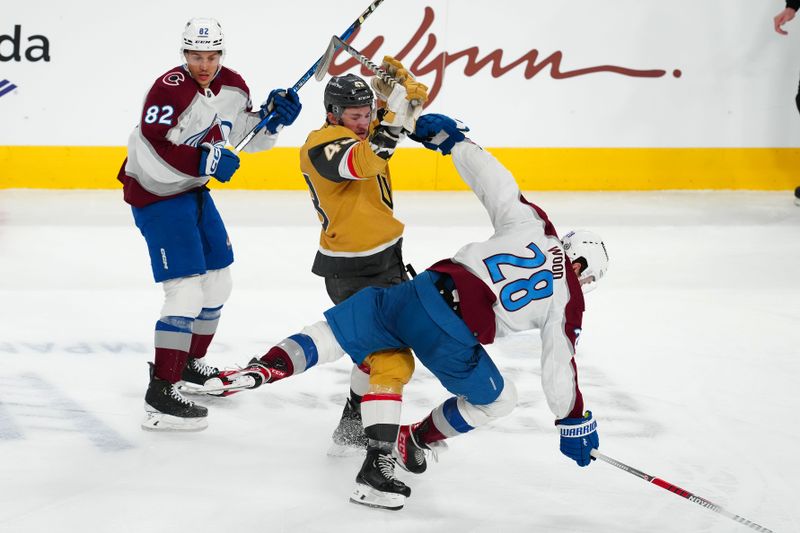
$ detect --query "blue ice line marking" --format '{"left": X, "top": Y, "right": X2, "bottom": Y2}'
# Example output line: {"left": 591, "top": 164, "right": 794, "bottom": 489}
{"left": 4, "top": 374, "right": 135, "bottom": 452}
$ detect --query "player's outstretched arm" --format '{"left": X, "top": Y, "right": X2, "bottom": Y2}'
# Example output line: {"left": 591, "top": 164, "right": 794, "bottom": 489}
{"left": 410, "top": 114, "right": 532, "bottom": 229}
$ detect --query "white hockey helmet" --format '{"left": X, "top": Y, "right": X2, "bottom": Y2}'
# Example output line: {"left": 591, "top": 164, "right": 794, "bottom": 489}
{"left": 562, "top": 230, "right": 609, "bottom": 293}
{"left": 181, "top": 18, "right": 225, "bottom": 54}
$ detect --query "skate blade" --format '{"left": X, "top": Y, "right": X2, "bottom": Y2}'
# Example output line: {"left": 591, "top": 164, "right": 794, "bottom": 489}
{"left": 141, "top": 410, "right": 208, "bottom": 432}
{"left": 327, "top": 441, "right": 367, "bottom": 458}
{"left": 349, "top": 483, "right": 405, "bottom": 511}
{"left": 178, "top": 376, "right": 254, "bottom": 397}
{"left": 177, "top": 381, "right": 214, "bottom": 395}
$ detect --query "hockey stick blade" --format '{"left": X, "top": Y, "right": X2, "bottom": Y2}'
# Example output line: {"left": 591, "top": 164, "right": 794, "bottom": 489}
{"left": 233, "top": 0, "right": 386, "bottom": 153}
{"left": 315, "top": 38, "right": 338, "bottom": 82}
{"left": 590, "top": 450, "right": 774, "bottom": 532}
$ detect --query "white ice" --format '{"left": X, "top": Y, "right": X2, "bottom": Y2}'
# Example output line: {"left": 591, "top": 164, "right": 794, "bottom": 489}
{"left": 0, "top": 189, "right": 798, "bottom": 533}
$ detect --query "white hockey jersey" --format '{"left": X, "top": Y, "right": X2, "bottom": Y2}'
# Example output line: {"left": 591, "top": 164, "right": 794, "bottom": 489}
{"left": 430, "top": 141, "right": 586, "bottom": 419}
{"left": 119, "top": 65, "right": 277, "bottom": 207}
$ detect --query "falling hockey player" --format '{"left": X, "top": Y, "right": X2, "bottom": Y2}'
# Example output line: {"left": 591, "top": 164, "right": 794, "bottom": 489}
{"left": 223, "top": 113, "right": 608, "bottom": 510}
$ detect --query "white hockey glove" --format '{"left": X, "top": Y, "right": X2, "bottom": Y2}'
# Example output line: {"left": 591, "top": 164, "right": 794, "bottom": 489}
{"left": 381, "top": 79, "right": 428, "bottom": 133}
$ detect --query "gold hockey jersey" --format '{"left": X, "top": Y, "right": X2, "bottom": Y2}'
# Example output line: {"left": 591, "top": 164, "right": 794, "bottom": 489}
{"left": 300, "top": 122, "right": 405, "bottom": 277}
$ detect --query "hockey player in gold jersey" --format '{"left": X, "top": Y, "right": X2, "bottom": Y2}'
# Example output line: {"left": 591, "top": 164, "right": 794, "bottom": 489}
{"left": 299, "top": 64, "right": 428, "bottom": 459}
{"left": 300, "top": 75, "right": 404, "bottom": 278}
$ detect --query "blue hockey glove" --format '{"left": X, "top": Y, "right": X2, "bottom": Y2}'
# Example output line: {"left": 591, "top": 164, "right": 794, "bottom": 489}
{"left": 408, "top": 113, "right": 469, "bottom": 155}
{"left": 260, "top": 88, "right": 302, "bottom": 134}
{"left": 556, "top": 411, "right": 599, "bottom": 467}
{"left": 199, "top": 141, "right": 240, "bottom": 183}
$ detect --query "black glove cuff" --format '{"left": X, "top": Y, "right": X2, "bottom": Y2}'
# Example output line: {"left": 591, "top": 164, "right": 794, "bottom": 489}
{"left": 369, "top": 124, "right": 402, "bottom": 160}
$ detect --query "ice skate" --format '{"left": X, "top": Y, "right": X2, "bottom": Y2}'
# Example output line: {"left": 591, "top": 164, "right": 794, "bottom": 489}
{"left": 142, "top": 365, "right": 208, "bottom": 431}
{"left": 350, "top": 448, "right": 411, "bottom": 510}
{"left": 393, "top": 424, "right": 448, "bottom": 474}
{"left": 183, "top": 356, "right": 288, "bottom": 396}
{"left": 179, "top": 357, "right": 224, "bottom": 396}
{"left": 327, "top": 398, "right": 368, "bottom": 457}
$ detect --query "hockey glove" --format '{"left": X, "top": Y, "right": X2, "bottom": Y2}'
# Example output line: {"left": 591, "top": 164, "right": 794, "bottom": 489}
{"left": 371, "top": 55, "right": 411, "bottom": 101}
{"left": 380, "top": 80, "right": 428, "bottom": 133}
{"left": 409, "top": 113, "right": 469, "bottom": 156}
{"left": 556, "top": 411, "right": 598, "bottom": 467}
{"left": 260, "top": 88, "right": 302, "bottom": 134}
{"left": 199, "top": 141, "right": 240, "bottom": 182}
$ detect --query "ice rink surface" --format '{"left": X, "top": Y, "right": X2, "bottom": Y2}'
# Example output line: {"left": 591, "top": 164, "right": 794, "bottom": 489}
{"left": 0, "top": 188, "right": 798, "bottom": 533}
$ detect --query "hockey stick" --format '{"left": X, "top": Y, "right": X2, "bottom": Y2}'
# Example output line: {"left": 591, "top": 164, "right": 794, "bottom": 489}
{"left": 320, "top": 35, "right": 422, "bottom": 108}
{"left": 590, "top": 450, "right": 774, "bottom": 532}
{"left": 233, "top": 0, "right": 386, "bottom": 153}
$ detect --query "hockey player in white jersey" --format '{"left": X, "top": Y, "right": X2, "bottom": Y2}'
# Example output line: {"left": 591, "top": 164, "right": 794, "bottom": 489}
{"left": 117, "top": 18, "right": 302, "bottom": 431}
{"left": 226, "top": 114, "right": 607, "bottom": 509}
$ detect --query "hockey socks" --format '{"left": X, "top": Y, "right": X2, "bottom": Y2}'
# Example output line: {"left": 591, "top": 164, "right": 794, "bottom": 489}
{"left": 264, "top": 333, "right": 319, "bottom": 375}
{"left": 154, "top": 316, "right": 194, "bottom": 383}
{"left": 419, "top": 397, "right": 470, "bottom": 443}
{"left": 188, "top": 305, "right": 223, "bottom": 358}
{"left": 360, "top": 392, "right": 402, "bottom": 444}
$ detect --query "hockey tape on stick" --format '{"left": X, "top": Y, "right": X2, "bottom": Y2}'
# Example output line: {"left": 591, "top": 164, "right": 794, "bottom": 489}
{"left": 233, "top": 0, "right": 386, "bottom": 153}
{"left": 590, "top": 450, "right": 774, "bottom": 532}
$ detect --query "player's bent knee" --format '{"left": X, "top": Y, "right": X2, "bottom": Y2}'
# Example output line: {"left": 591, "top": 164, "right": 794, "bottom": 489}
{"left": 299, "top": 321, "right": 345, "bottom": 365}
{"left": 472, "top": 379, "right": 518, "bottom": 421}
{"left": 365, "top": 348, "right": 415, "bottom": 393}
{"left": 202, "top": 267, "right": 233, "bottom": 307}
{"left": 489, "top": 379, "right": 518, "bottom": 418}
{"left": 161, "top": 275, "right": 204, "bottom": 318}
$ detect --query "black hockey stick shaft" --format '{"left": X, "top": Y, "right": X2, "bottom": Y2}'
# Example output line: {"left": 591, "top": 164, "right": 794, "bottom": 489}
{"left": 590, "top": 450, "right": 774, "bottom": 532}
{"left": 234, "top": 0, "right": 386, "bottom": 152}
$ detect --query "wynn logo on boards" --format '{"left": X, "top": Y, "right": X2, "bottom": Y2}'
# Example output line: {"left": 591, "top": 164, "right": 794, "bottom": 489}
{"left": 328, "top": 6, "right": 680, "bottom": 106}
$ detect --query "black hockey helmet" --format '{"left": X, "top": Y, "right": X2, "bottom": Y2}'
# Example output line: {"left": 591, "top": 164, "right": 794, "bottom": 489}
{"left": 324, "top": 74, "right": 374, "bottom": 119}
